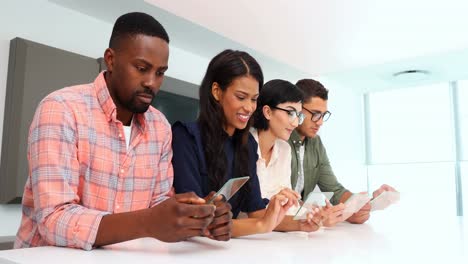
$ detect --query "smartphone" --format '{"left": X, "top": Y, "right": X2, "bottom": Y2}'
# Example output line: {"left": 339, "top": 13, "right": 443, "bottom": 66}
{"left": 207, "top": 176, "right": 250, "bottom": 204}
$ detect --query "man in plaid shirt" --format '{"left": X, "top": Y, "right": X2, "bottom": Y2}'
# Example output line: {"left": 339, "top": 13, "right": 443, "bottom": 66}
{"left": 14, "top": 12, "right": 232, "bottom": 251}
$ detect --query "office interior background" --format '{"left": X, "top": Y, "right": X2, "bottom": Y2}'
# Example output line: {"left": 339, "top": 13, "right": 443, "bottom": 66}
{"left": 1, "top": 0, "right": 468, "bottom": 237}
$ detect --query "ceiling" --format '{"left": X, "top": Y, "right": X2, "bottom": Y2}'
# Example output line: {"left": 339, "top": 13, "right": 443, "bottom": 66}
{"left": 50, "top": 0, "right": 468, "bottom": 92}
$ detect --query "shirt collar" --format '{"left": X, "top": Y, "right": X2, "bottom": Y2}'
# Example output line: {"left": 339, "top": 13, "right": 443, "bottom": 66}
{"left": 94, "top": 71, "right": 146, "bottom": 132}
{"left": 251, "top": 128, "right": 280, "bottom": 165}
{"left": 251, "top": 128, "right": 261, "bottom": 157}
{"left": 290, "top": 130, "right": 307, "bottom": 146}
{"left": 94, "top": 71, "right": 116, "bottom": 122}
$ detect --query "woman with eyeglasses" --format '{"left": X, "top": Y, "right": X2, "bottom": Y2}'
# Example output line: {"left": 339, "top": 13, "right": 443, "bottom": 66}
{"left": 251, "top": 79, "right": 321, "bottom": 232}
{"left": 171, "top": 50, "right": 302, "bottom": 238}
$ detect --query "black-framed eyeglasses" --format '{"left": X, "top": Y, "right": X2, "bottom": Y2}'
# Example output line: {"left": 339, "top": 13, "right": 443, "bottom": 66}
{"left": 302, "top": 106, "right": 331, "bottom": 122}
{"left": 270, "top": 106, "right": 305, "bottom": 125}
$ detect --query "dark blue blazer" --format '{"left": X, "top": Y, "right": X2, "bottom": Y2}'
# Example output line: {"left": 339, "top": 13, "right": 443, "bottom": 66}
{"left": 171, "top": 121, "right": 266, "bottom": 218}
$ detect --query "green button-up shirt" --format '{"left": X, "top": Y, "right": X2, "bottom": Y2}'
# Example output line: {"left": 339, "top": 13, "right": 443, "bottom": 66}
{"left": 289, "top": 130, "right": 348, "bottom": 205}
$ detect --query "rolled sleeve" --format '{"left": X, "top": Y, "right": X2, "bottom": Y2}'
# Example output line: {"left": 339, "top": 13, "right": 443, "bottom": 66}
{"left": 39, "top": 205, "right": 108, "bottom": 250}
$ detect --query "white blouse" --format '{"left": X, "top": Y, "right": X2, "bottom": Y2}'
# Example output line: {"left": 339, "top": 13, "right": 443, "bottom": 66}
{"left": 251, "top": 129, "right": 299, "bottom": 215}
{"left": 251, "top": 129, "right": 293, "bottom": 200}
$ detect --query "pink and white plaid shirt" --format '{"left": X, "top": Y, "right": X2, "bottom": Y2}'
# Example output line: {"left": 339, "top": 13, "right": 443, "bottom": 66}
{"left": 14, "top": 72, "right": 173, "bottom": 250}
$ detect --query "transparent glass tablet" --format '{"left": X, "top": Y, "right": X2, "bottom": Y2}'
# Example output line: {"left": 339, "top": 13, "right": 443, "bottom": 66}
{"left": 293, "top": 192, "right": 334, "bottom": 220}
{"left": 341, "top": 193, "right": 371, "bottom": 219}
{"left": 207, "top": 176, "right": 250, "bottom": 204}
{"left": 371, "top": 191, "right": 400, "bottom": 211}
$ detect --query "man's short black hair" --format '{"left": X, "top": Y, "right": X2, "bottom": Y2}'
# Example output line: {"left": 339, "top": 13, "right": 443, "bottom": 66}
{"left": 295, "top": 79, "right": 328, "bottom": 102}
{"left": 109, "top": 12, "right": 169, "bottom": 49}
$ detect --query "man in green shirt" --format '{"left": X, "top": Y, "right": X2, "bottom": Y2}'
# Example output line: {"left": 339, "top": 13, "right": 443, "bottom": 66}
{"left": 289, "top": 79, "right": 396, "bottom": 225}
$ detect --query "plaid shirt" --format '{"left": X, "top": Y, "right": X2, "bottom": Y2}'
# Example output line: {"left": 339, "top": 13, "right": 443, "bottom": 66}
{"left": 14, "top": 72, "right": 173, "bottom": 250}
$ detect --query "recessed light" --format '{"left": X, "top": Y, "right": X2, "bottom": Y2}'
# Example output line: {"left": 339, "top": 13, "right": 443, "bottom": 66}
{"left": 392, "top": 70, "right": 430, "bottom": 82}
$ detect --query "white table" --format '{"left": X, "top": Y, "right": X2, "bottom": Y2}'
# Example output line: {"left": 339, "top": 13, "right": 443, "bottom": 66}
{"left": 0, "top": 208, "right": 467, "bottom": 264}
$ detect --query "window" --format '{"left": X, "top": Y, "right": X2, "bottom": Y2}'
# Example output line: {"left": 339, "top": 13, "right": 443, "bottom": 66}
{"left": 368, "top": 83, "right": 454, "bottom": 164}
{"left": 457, "top": 81, "right": 468, "bottom": 161}
{"left": 457, "top": 81, "right": 468, "bottom": 214}
{"left": 366, "top": 83, "right": 459, "bottom": 215}
{"left": 460, "top": 162, "right": 468, "bottom": 214}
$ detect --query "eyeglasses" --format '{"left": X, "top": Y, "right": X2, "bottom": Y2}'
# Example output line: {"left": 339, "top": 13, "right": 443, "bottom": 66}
{"left": 302, "top": 106, "right": 331, "bottom": 122}
{"left": 270, "top": 106, "right": 305, "bottom": 125}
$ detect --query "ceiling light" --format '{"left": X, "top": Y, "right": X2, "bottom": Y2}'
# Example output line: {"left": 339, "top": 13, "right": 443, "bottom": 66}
{"left": 392, "top": 70, "right": 430, "bottom": 82}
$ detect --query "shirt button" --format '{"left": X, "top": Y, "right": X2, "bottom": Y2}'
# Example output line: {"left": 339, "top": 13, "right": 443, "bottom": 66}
{"left": 118, "top": 133, "right": 122, "bottom": 138}
{"left": 120, "top": 169, "right": 124, "bottom": 173}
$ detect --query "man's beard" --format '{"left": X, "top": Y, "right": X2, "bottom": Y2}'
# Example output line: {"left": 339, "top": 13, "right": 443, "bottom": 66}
{"left": 125, "top": 92, "right": 154, "bottom": 113}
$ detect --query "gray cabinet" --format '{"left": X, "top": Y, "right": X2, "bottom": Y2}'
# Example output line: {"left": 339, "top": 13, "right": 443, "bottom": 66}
{"left": 0, "top": 38, "right": 99, "bottom": 203}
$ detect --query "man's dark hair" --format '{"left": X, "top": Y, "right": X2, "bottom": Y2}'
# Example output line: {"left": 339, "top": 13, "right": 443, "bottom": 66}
{"left": 109, "top": 12, "right": 169, "bottom": 49}
{"left": 295, "top": 79, "right": 328, "bottom": 102}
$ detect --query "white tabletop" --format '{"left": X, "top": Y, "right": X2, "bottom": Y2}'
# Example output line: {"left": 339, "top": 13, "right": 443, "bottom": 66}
{"left": 0, "top": 207, "right": 467, "bottom": 264}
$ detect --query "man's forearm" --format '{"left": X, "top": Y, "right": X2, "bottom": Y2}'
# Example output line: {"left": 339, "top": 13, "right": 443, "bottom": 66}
{"left": 94, "top": 208, "right": 150, "bottom": 247}
{"left": 339, "top": 191, "right": 353, "bottom": 204}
